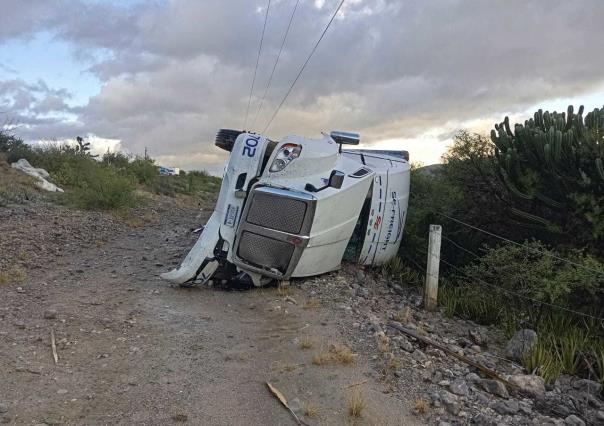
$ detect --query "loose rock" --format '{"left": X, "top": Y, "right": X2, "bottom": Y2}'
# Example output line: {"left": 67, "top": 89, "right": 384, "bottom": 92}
{"left": 439, "top": 390, "right": 459, "bottom": 415}
{"left": 505, "top": 329, "right": 537, "bottom": 361}
{"left": 43, "top": 309, "right": 57, "bottom": 320}
{"left": 449, "top": 378, "right": 469, "bottom": 396}
{"left": 572, "top": 379, "right": 602, "bottom": 395}
{"left": 509, "top": 374, "right": 545, "bottom": 397}
{"left": 468, "top": 329, "right": 487, "bottom": 346}
{"left": 492, "top": 400, "right": 519, "bottom": 415}
{"left": 478, "top": 379, "right": 509, "bottom": 399}
{"left": 563, "top": 414, "right": 585, "bottom": 426}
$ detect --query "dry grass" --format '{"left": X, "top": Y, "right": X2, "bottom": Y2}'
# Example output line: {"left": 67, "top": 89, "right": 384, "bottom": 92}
{"left": 385, "top": 354, "right": 401, "bottom": 371}
{"left": 303, "top": 298, "right": 321, "bottom": 309}
{"left": 277, "top": 282, "right": 292, "bottom": 296}
{"left": 17, "top": 250, "right": 30, "bottom": 261}
{"left": 312, "top": 344, "right": 357, "bottom": 365}
{"left": 312, "top": 351, "right": 332, "bottom": 365}
{"left": 347, "top": 388, "right": 366, "bottom": 418}
{"left": 303, "top": 402, "right": 318, "bottom": 418}
{"left": 376, "top": 332, "right": 390, "bottom": 353}
{"left": 281, "top": 363, "right": 301, "bottom": 373}
{"left": 0, "top": 265, "right": 27, "bottom": 285}
{"left": 122, "top": 215, "right": 145, "bottom": 228}
{"left": 413, "top": 398, "right": 429, "bottom": 414}
{"left": 171, "top": 414, "right": 188, "bottom": 422}
{"left": 393, "top": 306, "right": 412, "bottom": 324}
{"left": 299, "top": 335, "right": 313, "bottom": 350}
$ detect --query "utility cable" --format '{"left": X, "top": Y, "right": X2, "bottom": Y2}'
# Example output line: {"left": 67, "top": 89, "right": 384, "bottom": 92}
{"left": 263, "top": 0, "right": 346, "bottom": 133}
{"left": 244, "top": 0, "right": 272, "bottom": 130}
{"left": 251, "top": 0, "right": 300, "bottom": 129}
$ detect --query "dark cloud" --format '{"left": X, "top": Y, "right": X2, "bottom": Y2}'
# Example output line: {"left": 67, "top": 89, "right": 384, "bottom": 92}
{"left": 2, "top": 0, "right": 604, "bottom": 170}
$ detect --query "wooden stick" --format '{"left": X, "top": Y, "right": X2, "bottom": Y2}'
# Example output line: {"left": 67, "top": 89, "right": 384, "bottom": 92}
{"left": 50, "top": 329, "right": 58, "bottom": 364}
{"left": 344, "top": 379, "right": 368, "bottom": 389}
{"left": 387, "top": 322, "right": 516, "bottom": 388}
{"left": 266, "top": 382, "right": 309, "bottom": 426}
{"left": 388, "top": 323, "right": 594, "bottom": 425}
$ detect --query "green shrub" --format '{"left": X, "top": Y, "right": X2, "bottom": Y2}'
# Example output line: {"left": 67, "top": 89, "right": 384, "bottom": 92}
{"left": 438, "top": 282, "right": 503, "bottom": 324}
{"left": 522, "top": 337, "right": 562, "bottom": 383}
{"left": 102, "top": 151, "right": 130, "bottom": 169}
{"left": 593, "top": 343, "right": 604, "bottom": 387}
{"left": 458, "top": 241, "right": 604, "bottom": 314}
{"left": 65, "top": 165, "right": 137, "bottom": 211}
{"left": 128, "top": 157, "right": 157, "bottom": 184}
{"left": 491, "top": 105, "right": 604, "bottom": 253}
{"left": 148, "top": 171, "right": 221, "bottom": 199}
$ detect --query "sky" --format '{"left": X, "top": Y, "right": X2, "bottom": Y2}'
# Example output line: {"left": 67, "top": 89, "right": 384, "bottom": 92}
{"left": 1, "top": 0, "right": 603, "bottom": 173}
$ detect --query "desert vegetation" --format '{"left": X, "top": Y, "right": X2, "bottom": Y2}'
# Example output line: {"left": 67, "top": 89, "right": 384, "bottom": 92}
{"left": 393, "top": 104, "right": 604, "bottom": 387}
{"left": 0, "top": 131, "right": 220, "bottom": 211}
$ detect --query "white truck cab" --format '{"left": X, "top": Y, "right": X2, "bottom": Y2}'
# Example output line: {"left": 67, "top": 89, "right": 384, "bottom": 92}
{"left": 161, "top": 129, "right": 410, "bottom": 287}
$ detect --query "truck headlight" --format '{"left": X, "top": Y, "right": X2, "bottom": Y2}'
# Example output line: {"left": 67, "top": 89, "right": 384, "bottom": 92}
{"left": 269, "top": 143, "right": 302, "bottom": 172}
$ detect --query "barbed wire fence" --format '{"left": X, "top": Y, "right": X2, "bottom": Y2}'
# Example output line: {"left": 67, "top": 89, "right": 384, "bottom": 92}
{"left": 412, "top": 214, "right": 604, "bottom": 327}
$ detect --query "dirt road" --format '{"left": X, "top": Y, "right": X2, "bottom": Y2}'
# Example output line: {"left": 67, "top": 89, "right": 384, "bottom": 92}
{"left": 1, "top": 197, "right": 417, "bottom": 425}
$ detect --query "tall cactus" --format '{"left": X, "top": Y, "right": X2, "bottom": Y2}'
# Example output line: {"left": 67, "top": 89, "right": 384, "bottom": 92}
{"left": 491, "top": 105, "right": 604, "bottom": 241}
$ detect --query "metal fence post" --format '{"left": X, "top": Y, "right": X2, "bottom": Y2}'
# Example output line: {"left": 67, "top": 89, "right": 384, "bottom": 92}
{"left": 424, "top": 224, "right": 442, "bottom": 311}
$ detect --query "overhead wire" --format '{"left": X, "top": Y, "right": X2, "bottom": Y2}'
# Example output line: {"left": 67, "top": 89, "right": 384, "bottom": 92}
{"left": 263, "top": 0, "right": 346, "bottom": 133}
{"left": 251, "top": 0, "right": 300, "bottom": 129}
{"left": 244, "top": 0, "right": 272, "bottom": 130}
{"left": 438, "top": 212, "right": 604, "bottom": 277}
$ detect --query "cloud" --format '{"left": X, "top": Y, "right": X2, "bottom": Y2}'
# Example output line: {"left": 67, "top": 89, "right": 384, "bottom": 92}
{"left": 1, "top": 0, "right": 603, "bottom": 170}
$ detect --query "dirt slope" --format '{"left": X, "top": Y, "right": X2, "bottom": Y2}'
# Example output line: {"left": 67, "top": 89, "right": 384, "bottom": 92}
{"left": 0, "top": 196, "right": 418, "bottom": 425}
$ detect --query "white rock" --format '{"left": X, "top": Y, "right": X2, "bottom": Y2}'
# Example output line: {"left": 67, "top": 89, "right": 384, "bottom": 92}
{"left": 509, "top": 374, "right": 545, "bottom": 397}
{"left": 11, "top": 159, "right": 63, "bottom": 192}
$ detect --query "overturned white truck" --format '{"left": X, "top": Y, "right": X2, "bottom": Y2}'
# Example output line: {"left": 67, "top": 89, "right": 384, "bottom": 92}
{"left": 161, "top": 129, "right": 410, "bottom": 287}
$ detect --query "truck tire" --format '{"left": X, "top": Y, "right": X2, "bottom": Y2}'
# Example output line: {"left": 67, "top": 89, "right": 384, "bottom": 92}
{"left": 214, "top": 129, "right": 243, "bottom": 152}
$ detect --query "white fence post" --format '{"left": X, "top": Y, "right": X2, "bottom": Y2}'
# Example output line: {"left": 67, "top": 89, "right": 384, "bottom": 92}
{"left": 424, "top": 224, "right": 442, "bottom": 311}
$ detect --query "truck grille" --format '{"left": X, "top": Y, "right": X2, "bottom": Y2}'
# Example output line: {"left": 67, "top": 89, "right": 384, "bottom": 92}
{"left": 237, "top": 231, "right": 294, "bottom": 271}
{"left": 246, "top": 192, "right": 307, "bottom": 234}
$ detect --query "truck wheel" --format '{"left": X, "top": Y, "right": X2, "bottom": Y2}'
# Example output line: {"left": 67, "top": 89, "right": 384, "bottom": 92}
{"left": 214, "top": 129, "right": 243, "bottom": 152}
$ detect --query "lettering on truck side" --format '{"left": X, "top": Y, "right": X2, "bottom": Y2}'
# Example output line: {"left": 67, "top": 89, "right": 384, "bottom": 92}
{"left": 381, "top": 191, "right": 402, "bottom": 250}
{"left": 242, "top": 135, "right": 260, "bottom": 157}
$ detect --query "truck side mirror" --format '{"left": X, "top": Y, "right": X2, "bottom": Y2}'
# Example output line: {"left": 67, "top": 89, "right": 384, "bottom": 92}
{"left": 305, "top": 170, "right": 345, "bottom": 192}
{"left": 329, "top": 170, "right": 345, "bottom": 189}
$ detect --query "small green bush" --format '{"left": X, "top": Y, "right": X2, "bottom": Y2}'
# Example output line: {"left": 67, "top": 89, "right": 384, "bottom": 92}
{"left": 65, "top": 165, "right": 136, "bottom": 211}
{"left": 102, "top": 151, "right": 130, "bottom": 169}
{"left": 128, "top": 157, "right": 157, "bottom": 185}
{"left": 458, "top": 241, "right": 604, "bottom": 314}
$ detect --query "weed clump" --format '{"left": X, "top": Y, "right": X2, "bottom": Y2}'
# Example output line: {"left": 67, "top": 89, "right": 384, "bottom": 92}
{"left": 303, "top": 402, "right": 318, "bottom": 418}
{"left": 347, "top": 388, "right": 365, "bottom": 418}
{"left": 376, "top": 332, "right": 390, "bottom": 353}
{"left": 299, "top": 336, "right": 313, "bottom": 350}
{"left": 303, "top": 298, "right": 321, "bottom": 309}
{"left": 312, "top": 344, "right": 356, "bottom": 365}
{"left": 413, "top": 397, "right": 429, "bottom": 414}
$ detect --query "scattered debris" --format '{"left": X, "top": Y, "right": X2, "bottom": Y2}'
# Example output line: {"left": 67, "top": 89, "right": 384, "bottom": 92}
{"left": 266, "top": 382, "right": 309, "bottom": 426}
{"left": 50, "top": 329, "right": 58, "bottom": 364}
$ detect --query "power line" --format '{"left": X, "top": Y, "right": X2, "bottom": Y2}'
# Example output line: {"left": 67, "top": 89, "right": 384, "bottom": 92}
{"left": 263, "top": 0, "right": 346, "bottom": 134}
{"left": 438, "top": 212, "right": 604, "bottom": 277}
{"left": 251, "top": 0, "right": 300, "bottom": 129}
{"left": 244, "top": 0, "right": 272, "bottom": 130}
